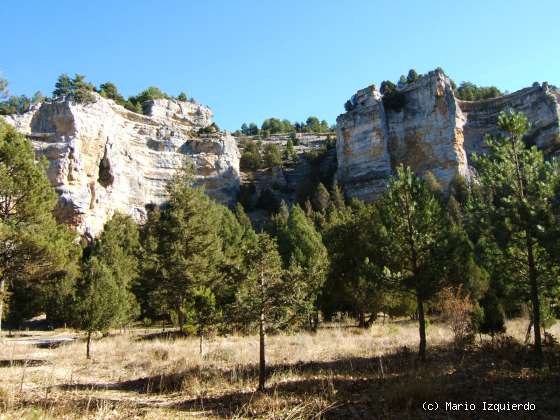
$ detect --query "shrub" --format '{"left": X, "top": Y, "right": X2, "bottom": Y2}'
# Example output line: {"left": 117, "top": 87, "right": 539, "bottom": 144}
{"left": 438, "top": 286, "right": 476, "bottom": 349}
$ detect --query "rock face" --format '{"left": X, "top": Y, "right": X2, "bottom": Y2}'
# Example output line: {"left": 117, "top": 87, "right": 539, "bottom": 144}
{"left": 337, "top": 69, "right": 560, "bottom": 201}
{"left": 3, "top": 95, "right": 240, "bottom": 237}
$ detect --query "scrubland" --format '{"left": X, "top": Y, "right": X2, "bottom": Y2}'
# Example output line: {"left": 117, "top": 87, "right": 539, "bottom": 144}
{"left": 1, "top": 319, "right": 559, "bottom": 419}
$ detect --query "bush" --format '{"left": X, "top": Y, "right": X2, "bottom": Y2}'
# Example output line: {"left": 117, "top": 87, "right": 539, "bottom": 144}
{"left": 240, "top": 140, "right": 263, "bottom": 171}
{"left": 438, "top": 286, "right": 476, "bottom": 349}
{"left": 380, "top": 80, "right": 405, "bottom": 112}
{"left": 263, "top": 143, "right": 282, "bottom": 168}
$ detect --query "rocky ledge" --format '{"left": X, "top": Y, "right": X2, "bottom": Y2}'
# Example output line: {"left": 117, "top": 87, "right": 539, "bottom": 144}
{"left": 336, "top": 69, "right": 560, "bottom": 201}
{"left": 3, "top": 95, "right": 240, "bottom": 237}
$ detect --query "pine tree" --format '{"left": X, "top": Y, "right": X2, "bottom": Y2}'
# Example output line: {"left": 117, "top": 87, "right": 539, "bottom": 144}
{"left": 90, "top": 213, "right": 141, "bottom": 328}
{"left": 187, "top": 286, "right": 221, "bottom": 355}
{"left": 0, "top": 122, "right": 78, "bottom": 332}
{"left": 73, "top": 257, "right": 121, "bottom": 358}
{"left": 312, "top": 183, "right": 330, "bottom": 212}
{"left": 157, "top": 163, "right": 223, "bottom": 332}
{"left": 471, "top": 110, "right": 560, "bottom": 357}
{"left": 235, "top": 233, "right": 290, "bottom": 391}
{"left": 378, "top": 165, "right": 452, "bottom": 361}
{"left": 275, "top": 205, "right": 328, "bottom": 329}
{"left": 53, "top": 74, "right": 73, "bottom": 97}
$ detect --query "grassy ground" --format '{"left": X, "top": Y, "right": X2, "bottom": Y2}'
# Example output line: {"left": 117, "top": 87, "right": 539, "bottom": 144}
{"left": 0, "top": 319, "right": 559, "bottom": 419}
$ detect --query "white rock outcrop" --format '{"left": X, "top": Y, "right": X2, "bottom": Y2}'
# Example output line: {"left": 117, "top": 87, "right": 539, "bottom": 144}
{"left": 3, "top": 95, "right": 240, "bottom": 237}
{"left": 337, "top": 69, "right": 560, "bottom": 200}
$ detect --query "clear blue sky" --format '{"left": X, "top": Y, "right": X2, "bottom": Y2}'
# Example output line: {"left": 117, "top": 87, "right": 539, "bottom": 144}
{"left": 2, "top": 0, "right": 559, "bottom": 131}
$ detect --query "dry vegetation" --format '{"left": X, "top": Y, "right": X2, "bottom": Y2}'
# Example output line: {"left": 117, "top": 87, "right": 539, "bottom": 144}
{"left": 1, "top": 319, "right": 560, "bottom": 419}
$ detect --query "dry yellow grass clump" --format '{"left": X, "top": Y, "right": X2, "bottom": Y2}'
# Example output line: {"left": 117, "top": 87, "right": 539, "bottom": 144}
{"left": 0, "top": 319, "right": 558, "bottom": 419}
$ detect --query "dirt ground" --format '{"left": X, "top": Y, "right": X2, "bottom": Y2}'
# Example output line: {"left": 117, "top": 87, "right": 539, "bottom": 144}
{"left": 0, "top": 319, "right": 559, "bottom": 419}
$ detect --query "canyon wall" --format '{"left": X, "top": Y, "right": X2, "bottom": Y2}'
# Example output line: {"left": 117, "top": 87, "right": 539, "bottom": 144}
{"left": 337, "top": 69, "right": 560, "bottom": 201}
{"left": 3, "top": 95, "right": 240, "bottom": 237}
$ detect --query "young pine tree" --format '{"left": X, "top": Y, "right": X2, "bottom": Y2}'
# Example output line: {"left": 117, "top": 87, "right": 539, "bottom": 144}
{"left": 73, "top": 257, "right": 121, "bottom": 358}
{"left": 378, "top": 165, "right": 451, "bottom": 361}
{"left": 235, "top": 233, "right": 291, "bottom": 391}
{"left": 472, "top": 110, "right": 559, "bottom": 357}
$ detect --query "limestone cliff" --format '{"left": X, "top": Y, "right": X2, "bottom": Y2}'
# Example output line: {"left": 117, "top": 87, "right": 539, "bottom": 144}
{"left": 3, "top": 95, "right": 240, "bottom": 237}
{"left": 337, "top": 69, "right": 560, "bottom": 201}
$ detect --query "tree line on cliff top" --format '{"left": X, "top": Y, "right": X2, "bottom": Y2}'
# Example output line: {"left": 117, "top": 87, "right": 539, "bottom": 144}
{"left": 1, "top": 71, "right": 559, "bottom": 388}
{"left": 0, "top": 73, "right": 193, "bottom": 116}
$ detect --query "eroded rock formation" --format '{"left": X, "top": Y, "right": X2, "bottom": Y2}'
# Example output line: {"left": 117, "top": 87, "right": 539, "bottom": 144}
{"left": 3, "top": 95, "right": 240, "bottom": 237}
{"left": 337, "top": 69, "right": 560, "bottom": 201}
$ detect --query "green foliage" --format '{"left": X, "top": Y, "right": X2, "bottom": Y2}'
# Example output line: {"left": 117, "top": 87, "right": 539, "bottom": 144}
{"left": 89, "top": 213, "right": 141, "bottom": 327}
{"left": 283, "top": 139, "right": 298, "bottom": 164}
{"left": 477, "top": 291, "right": 506, "bottom": 336}
{"left": 177, "top": 92, "right": 188, "bottom": 101}
{"left": 52, "top": 73, "right": 96, "bottom": 104}
{"left": 0, "top": 95, "right": 31, "bottom": 115}
{"left": 471, "top": 110, "right": 559, "bottom": 354}
{"left": 0, "top": 122, "right": 79, "bottom": 329}
{"left": 380, "top": 80, "right": 405, "bottom": 112}
{"left": 186, "top": 286, "right": 221, "bottom": 351}
{"left": 156, "top": 162, "right": 223, "bottom": 331}
{"left": 240, "top": 139, "right": 263, "bottom": 171}
{"left": 73, "top": 257, "right": 121, "bottom": 334}
{"left": 263, "top": 143, "right": 282, "bottom": 168}
{"left": 234, "top": 233, "right": 292, "bottom": 331}
{"left": 271, "top": 205, "right": 328, "bottom": 328}
{"left": 455, "top": 81, "right": 502, "bottom": 101}
{"left": 126, "top": 86, "right": 169, "bottom": 114}
{"left": 198, "top": 122, "right": 220, "bottom": 135}
{"left": 238, "top": 116, "right": 332, "bottom": 136}
{"left": 99, "top": 82, "right": 126, "bottom": 106}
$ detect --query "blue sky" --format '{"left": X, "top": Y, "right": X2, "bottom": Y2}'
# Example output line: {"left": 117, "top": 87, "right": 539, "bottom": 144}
{"left": 2, "top": 1, "right": 559, "bottom": 131}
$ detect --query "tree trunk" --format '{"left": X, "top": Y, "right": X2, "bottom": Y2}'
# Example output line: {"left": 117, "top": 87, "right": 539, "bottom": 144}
{"left": 358, "top": 312, "right": 366, "bottom": 328}
{"left": 527, "top": 238, "right": 542, "bottom": 357}
{"left": 0, "top": 278, "right": 5, "bottom": 335}
{"left": 524, "top": 319, "right": 533, "bottom": 345}
{"left": 258, "top": 270, "right": 266, "bottom": 391}
{"left": 199, "top": 334, "right": 203, "bottom": 356}
{"left": 177, "top": 303, "right": 184, "bottom": 335}
{"left": 86, "top": 331, "right": 92, "bottom": 359}
{"left": 417, "top": 294, "right": 426, "bottom": 362}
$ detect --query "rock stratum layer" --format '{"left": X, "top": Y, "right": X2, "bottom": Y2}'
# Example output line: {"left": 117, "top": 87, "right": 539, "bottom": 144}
{"left": 337, "top": 69, "right": 560, "bottom": 201}
{"left": 3, "top": 95, "right": 240, "bottom": 237}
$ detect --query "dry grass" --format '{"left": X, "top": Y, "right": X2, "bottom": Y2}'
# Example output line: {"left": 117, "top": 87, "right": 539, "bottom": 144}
{"left": 0, "top": 319, "right": 559, "bottom": 419}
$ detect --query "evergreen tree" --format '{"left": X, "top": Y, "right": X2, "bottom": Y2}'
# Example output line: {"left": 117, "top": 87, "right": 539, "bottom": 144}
{"left": 99, "top": 82, "right": 126, "bottom": 106}
{"left": 273, "top": 205, "right": 328, "bottom": 329}
{"left": 187, "top": 286, "right": 221, "bottom": 354}
{"left": 312, "top": 183, "right": 330, "bottom": 212}
{"left": 378, "top": 165, "right": 454, "bottom": 361}
{"left": 0, "top": 122, "right": 78, "bottom": 332}
{"left": 472, "top": 110, "right": 560, "bottom": 356}
{"left": 53, "top": 74, "right": 73, "bottom": 97}
{"left": 90, "top": 213, "right": 141, "bottom": 328}
{"left": 73, "top": 257, "right": 121, "bottom": 358}
{"left": 234, "top": 233, "right": 291, "bottom": 390}
{"left": 263, "top": 143, "right": 282, "bottom": 168}
{"left": 157, "top": 163, "right": 223, "bottom": 332}
{"left": 177, "top": 92, "right": 188, "bottom": 101}
{"left": 136, "top": 204, "right": 164, "bottom": 322}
